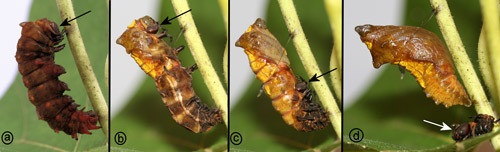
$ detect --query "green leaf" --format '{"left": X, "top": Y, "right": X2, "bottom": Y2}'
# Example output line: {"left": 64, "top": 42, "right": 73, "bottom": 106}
{"left": 344, "top": 130, "right": 500, "bottom": 151}
{"left": 343, "top": 0, "right": 486, "bottom": 151}
{"left": 428, "top": 130, "right": 500, "bottom": 152}
{"left": 88, "top": 145, "right": 109, "bottom": 152}
{"left": 229, "top": 0, "right": 337, "bottom": 151}
{"left": 0, "top": 0, "right": 108, "bottom": 151}
{"left": 110, "top": 0, "right": 226, "bottom": 151}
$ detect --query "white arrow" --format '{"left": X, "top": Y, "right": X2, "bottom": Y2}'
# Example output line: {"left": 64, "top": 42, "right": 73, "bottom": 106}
{"left": 423, "top": 120, "right": 452, "bottom": 131}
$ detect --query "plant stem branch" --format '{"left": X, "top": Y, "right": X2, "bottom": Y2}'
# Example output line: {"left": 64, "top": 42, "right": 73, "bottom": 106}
{"left": 223, "top": 45, "right": 228, "bottom": 85}
{"left": 429, "top": 0, "right": 500, "bottom": 149}
{"left": 278, "top": 0, "right": 341, "bottom": 138}
{"left": 56, "top": 0, "right": 108, "bottom": 142}
{"left": 106, "top": 0, "right": 109, "bottom": 92}
{"left": 218, "top": 0, "right": 228, "bottom": 85}
{"left": 171, "top": 0, "right": 228, "bottom": 127}
{"left": 218, "top": 0, "right": 228, "bottom": 33}
{"left": 480, "top": 0, "right": 500, "bottom": 117}
{"left": 478, "top": 27, "right": 499, "bottom": 113}
{"left": 324, "top": 0, "right": 342, "bottom": 100}
{"left": 105, "top": 54, "right": 109, "bottom": 92}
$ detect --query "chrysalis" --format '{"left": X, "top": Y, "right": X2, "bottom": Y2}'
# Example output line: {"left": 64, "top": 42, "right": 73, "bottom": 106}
{"left": 355, "top": 24, "right": 471, "bottom": 108}
{"left": 236, "top": 18, "right": 329, "bottom": 132}
{"left": 116, "top": 16, "right": 221, "bottom": 133}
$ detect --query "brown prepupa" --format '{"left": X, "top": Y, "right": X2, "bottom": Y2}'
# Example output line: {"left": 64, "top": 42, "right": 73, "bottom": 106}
{"left": 16, "top": 18, "right": 100, "bottom": 140}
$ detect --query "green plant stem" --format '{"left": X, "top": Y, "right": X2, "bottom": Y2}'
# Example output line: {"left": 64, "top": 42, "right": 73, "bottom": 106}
{"left": 324, "top": 0, "right": 342, "bottom": 100}
{"left": 329, "top": 51, "right": 341, "bottom": 102}
{"left": 106, "top": 0, "right": 109, "bottom": 92}
{"left": 104, "top": 0, "right": 109, "bottom": 94}
{"left": 218, "top": 0, "right": 228, "bottom": 33}
{"left": 480, "top": 0, "right": 500, "bottom": 116}
{"left": 105, "top": 54, "right": 109, "bottom": 92}
{"left": 56, "top": 0, "right": 109, "bottom": 142}
{"left": 171, "top": 0, "right": 228, "bottom": 127}
{"left": 277, "top": 0, "right": 341, "bottom": 138}
{"left": 223, "top": 45, "right": 228, "bottom": 85}
{"left": 218, "top": 0, "right": 228, "bottom": 85}
{"left": 478, "top": 27, "right": 499, "bottom": 113}
{"left": 479, "top": 0, "right": 500, "bottom": 149}
{"left": 429, "top": 0, "right": 500, "bottom": 149}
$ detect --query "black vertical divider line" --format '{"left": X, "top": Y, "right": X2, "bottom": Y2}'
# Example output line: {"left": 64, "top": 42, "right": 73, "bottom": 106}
{"left": 107, "top": 0, "right": 112, "bottom": 151}
{"left": 340, "top": 0, "right": 344, "bottom": 150}
{"left": 227, "top": 0, "right": 231, "bottom": 150}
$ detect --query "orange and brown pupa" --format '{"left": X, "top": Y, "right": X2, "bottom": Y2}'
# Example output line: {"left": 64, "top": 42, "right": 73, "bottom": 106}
{"left": 236, "top": 18, "right": 329, "bottom": 132}
{"left": 117, "top": 16, "right": 221, "bottom": 133}
{"left": 355, "top": 24, "right": 471, "bottom": 108}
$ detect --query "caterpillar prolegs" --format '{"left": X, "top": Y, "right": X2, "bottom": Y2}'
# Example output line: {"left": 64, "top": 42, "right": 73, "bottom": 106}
{"left": 16, "top": 18, "right": 100, "bottom": 140}
{"left": 236, "top": 18, "right": 329, "bottom": 132}
{"left": 116, "top": 16, "right": 221, "bottom": 133}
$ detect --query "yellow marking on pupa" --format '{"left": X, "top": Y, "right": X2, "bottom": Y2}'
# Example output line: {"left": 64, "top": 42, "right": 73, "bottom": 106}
{"left": 246, "top": 26, "right": 252, "bottom": 33}
{"left": 364, "top": 41, "right": 373, "bottom": 50}
{"left": 127, "top": 20, "right": 136, "bottom": 28}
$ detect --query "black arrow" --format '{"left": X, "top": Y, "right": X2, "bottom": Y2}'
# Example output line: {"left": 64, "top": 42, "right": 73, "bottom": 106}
{"left": 161, "top": 9, "right": 192, "bottom": 25}
{"left": 60, "top": 10, "right": 91, "bottom": 26}
{"left": 309, "top": 68, "right": 338, "bottom": 82}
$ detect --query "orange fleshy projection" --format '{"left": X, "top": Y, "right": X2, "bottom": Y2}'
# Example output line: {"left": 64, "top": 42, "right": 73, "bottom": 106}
{"left": 355, "top": 24, "right": 471, "bottom": 108}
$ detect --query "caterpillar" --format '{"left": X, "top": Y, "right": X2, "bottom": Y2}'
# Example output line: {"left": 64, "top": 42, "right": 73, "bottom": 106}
{"left": 16, "top": 18, "right": 100, "bottom": 140}
{"left": 235, "top": 18, "right": 329, "bottom": 132}
{"left": 116, "top": 16, "right": 221, "bottom": 133}
{"left": 451, "top": 114, "right": 498, "bottom": 142}
{"left": 355, "top": 24, "right": 471, "bottom": 108}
